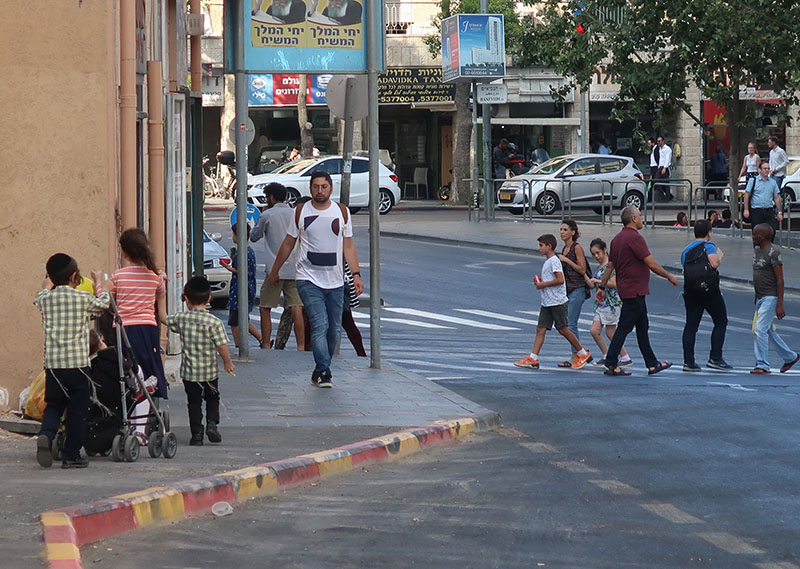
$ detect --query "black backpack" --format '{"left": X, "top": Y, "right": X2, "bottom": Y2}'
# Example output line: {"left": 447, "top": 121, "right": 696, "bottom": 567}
{"left": 683, "top": 242, "right": 720, "bottom": 294}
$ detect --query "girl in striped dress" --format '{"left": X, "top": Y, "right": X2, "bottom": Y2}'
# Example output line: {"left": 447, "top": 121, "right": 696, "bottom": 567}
{"left": 112, "top": 228, "right": 168, "bottom": 399}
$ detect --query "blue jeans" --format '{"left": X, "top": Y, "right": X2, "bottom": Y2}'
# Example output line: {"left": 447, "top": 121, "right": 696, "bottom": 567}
{"left": 296, "top": 280, "right": 344, "bottom": 373}
{"left": 566, "top": 287, "right": 587, "bottom": 352}
{"left": 770, "top": 174, "right": 784, "bottom": 191}
{"left": 753, "top": 296, "right": 797, "bottom": 371}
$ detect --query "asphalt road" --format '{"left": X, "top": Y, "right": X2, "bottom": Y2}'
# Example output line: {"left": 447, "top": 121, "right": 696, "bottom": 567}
{"left": 116, "top": 209, "right": 800, "bottom": 568}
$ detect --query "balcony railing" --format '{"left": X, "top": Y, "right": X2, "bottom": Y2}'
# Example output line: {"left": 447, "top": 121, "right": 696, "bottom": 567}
{"left": 385, "top": 1, "right": 439, "bottom": 35}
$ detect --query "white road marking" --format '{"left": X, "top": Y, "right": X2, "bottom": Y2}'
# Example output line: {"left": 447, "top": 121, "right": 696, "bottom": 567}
{"left": 520, "top": 442, "right": 557, "bottom": 453}
{"left": 383, "top": 307, "right": 519, "bottom": 330}
{"left": 640, "top": 503, "right": 703, "bottom": 524}
{"left": 707, "top": 382, "right": 757, "bottom": 392}
{"left": 382, "top": 318, "right": 454, "bottom": 329}
{"left": 755, "top": 562, "right": 800, "bottom": 569}
{"left": 426, "top": 376, "right": 470, "bottom": 381}
{"left": 588, "top": 480, "right": 642, "bottom": 495}
{"left": 696, "top": 532, "right": 764, "bottom": 554}
{"left": 454, "top": 309, "right": 537, "bottom": 325}
{"left": 386, "top": 358, "right": 538, "bottom": 375}
{"left": 550, "top": 461, "right": 600, "bottom": 473}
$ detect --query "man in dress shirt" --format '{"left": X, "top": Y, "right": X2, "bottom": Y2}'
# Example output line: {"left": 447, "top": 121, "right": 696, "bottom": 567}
{"left": 655, "top": 136, "right": 673, "bottom": 202}
{"left": 768, "top": 135, "right": 788, "bottom": 191}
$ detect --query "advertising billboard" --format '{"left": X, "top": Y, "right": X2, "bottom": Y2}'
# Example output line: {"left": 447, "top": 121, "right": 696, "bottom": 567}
{"left": 442, "top": 14, "right": 506, "bottom": 83}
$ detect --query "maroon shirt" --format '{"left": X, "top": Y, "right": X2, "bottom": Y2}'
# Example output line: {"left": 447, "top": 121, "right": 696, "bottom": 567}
{"left": 609, "top": 227, "right": 651, "bottom": 299}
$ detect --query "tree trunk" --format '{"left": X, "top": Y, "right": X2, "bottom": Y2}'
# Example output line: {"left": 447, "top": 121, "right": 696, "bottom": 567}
{"left": 727, "top": 91, "right": 741, "bottom": 225}
{"left": 297, "top": 75, "right": 314, "bottom": 158}
{"left": 451, "top": 82, "right": 472, "bottom": 204}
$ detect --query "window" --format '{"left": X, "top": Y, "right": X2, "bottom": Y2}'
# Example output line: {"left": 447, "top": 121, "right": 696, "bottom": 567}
{"left": 305, "top": 158, "right": 341, "bottom": 176}
{"left": 570, "top": 158, "right": 597, "bottom": 176}
{"left": 598, "top": 158, "right": 625, "bottom": 174}
{"left": 351, "top": 159, "right": 369, "bottom": 174}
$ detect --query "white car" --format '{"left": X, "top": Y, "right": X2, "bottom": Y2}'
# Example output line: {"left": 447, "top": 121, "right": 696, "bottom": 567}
{"left": 496, "top": 154, "right": 647, "bottom": 216}
{"left": 247, "top": 155, "right": 401, "bottom": 214}
{"left": 203, "top": 231, "right": 231, "bottom": 307}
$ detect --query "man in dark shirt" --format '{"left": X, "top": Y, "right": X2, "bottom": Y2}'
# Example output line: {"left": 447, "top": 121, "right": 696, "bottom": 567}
{"left": 597, "top": 206, "right": 678, "bottom": 375}
{"left": 266, "top": 0, "right": 307, "bottom": 24}
{"left": 322, "top": 0, "right": 362, "bottom": 25}
{"left": 492, "top": 139, "right": 514, "bottom": 181}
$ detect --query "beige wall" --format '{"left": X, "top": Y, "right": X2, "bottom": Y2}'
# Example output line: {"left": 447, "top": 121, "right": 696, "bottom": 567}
{"left": 0, "top": 2, "right": 118, "bottom": 406}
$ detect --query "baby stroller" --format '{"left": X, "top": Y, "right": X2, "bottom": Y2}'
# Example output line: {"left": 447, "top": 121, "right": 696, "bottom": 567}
{"left": 52, "top": 298, "right": 177, "bottom": 462}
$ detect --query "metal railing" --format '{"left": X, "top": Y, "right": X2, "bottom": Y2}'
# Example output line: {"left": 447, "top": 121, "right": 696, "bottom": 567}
{"left": 644, "top": 178, "right": 693, "bottom": 229}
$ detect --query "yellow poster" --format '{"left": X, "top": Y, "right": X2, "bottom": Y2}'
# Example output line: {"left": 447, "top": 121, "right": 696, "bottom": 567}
{"left": 251, "top": 0, "right": 362, "bottom": 50}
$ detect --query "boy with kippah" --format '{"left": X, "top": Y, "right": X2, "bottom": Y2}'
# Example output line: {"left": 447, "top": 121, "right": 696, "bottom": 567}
{"left": 35, "top": 253, "right": 110, "bottom": 468}
{"left": 166, "top": 276, "right": 235, "bottom": 446}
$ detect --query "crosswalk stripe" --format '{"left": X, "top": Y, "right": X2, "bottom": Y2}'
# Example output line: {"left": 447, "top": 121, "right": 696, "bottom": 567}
{"left": 386, "top": 358, "right": 537, "bottom": 374}
{"left": 382, "top": 318, "right": 453, "bottom": 329}
{"left": 383, "top": 307, "right": 519, "bottom": 330}
{"left": 454, "top": 309, "right": 537, "bottom": 325}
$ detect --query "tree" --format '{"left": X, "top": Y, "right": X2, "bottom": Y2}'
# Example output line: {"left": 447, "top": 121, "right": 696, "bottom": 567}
{"left": 297, "top": 74, "right": 315, "bottom": 158}
{"left": 519, "top": 0, "right": 800, "bottom": 219}
{"left": 425, "top": 0, "right": 522, "bottom": 204}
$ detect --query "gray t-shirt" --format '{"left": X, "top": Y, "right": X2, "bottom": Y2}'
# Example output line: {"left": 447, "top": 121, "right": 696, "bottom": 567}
{"left": 753, "top": 244, "right": 782, "bottom": 299}
{"left": 250, "top": 203, "right": 296, "bottom": 280}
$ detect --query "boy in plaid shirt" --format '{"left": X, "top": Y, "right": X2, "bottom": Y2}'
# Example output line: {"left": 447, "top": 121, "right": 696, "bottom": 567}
{"left": 166, "top": 276, "right": 235, "bottom": 446}
{"left": 35, "top": 253, "right": 110, "bottom": 468}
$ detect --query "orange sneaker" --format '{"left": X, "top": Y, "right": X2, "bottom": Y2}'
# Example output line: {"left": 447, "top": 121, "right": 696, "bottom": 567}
{"left": 514, "top": 355, "right": 539, "bottom": 369}
{"left": 572, "top": 351, "right": 593, "bottom": 369}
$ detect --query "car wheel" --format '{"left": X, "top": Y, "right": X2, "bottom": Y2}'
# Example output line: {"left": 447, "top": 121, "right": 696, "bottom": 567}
{"left": 781, "top": 188, "right": 795, "bottom": 212}
{"left": 622, "top": 190, "right": 645, "bottom": 210}
{"left": 378, "top": 188, "right": 394, "bottom": 214}
{"left": 534, "top": 191, "right": 559, "bottom": 215}
{"left": 286, "top": 188, "right": 301, "bottom": 208}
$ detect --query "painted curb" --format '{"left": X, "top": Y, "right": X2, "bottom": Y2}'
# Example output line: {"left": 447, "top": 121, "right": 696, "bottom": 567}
{"left": 40, "top": 412, "right": 500, "bottom": 568}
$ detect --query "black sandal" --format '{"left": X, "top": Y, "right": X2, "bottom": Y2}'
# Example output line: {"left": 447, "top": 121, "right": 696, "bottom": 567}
{"left": 648, "top": 361, "right": 672, "bottom": 375}
{"left": 558, "top": 360, "right": 573, "bottom": 368}
{"left": 604, "top": 366, "right": 631, "bottom": 376}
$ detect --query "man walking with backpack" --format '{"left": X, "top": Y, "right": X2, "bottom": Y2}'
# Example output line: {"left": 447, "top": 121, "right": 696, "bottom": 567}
{"left": 681, "top": 219, "right": 732, "bottom": 371}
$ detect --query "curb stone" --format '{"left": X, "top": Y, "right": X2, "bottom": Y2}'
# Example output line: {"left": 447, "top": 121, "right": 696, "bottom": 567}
{"left": 40, "top": 412, "right": 501, "bottom": 568}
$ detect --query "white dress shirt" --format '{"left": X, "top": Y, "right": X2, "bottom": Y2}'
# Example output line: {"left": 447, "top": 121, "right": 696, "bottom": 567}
{"left": 770, "top": 146, "right": 788, "bottom": 177}
{"left": 658, "top": 144, "right": 672, "bottom": 169}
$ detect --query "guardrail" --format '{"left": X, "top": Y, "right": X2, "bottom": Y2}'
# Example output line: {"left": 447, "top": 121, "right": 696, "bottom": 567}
{"left": 644, "top": 178, "right": 693, "bottom": 229}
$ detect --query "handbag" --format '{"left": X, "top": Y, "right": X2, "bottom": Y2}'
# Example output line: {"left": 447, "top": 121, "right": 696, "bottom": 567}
{"left": 343, "top": 262, "right": 360, "bottom": 309}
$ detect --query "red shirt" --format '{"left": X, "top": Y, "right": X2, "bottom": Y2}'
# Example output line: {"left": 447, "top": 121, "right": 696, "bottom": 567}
{"left": 112, "top": 265, "right": 165, "bottom": 326}
{"left": 609, "top": 227, "right": 651, "bottom": 299}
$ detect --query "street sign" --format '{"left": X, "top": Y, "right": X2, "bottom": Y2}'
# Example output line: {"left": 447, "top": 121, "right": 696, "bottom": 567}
{"left": 326, "top": 74, "right": 369, "bottom": 120}
{"left": 228, "top": 117, "right": 255, "bottom": 145}
{"left": 442, "top": 14, "right": 506, "bottom": 83}
{"left": 229, "top": 203, "right": 261, "bottom": 229}
{"left": 477, "top": 83, "right": 507, "bottom": 104}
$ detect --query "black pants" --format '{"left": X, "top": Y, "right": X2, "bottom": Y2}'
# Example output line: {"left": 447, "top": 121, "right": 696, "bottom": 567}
{"left": 183, "top": 379, "right": 220, "bottom": 436}
{"left": 749, "top": 207, "right": 777, "bottom": 241}
{"left": 655, "top": 167, "right": 672, "bottom": 201}
{"left": 39, "top": 368, "right": 91, "bottom": 460}
{"left": 606, "top": 296, "right": 658, "bottom": 369}
{"left": 682, "top": 289, "right": 728, "bottom": 365}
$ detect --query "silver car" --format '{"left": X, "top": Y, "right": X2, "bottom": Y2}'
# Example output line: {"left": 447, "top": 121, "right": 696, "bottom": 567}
{"left": 203, "top": 231, "right": 231, "bottom": 307}
{"left": 496, "top": 154, "right": 647, "bottom": 216}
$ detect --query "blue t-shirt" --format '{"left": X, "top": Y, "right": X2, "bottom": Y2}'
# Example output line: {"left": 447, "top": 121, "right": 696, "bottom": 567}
{"left": 747, "top": 176, "right": 779, "bottom": 209}
{"left": 681, "top": 241, "right": 718, "bottom": 267}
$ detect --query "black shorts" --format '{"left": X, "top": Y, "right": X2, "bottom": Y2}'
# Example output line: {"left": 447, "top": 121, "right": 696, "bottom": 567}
{"left": 227, "top": 309, "right": 249, "bottom": 326}
{"left": 538, "top": 303, "right": 569, "bottom": 330}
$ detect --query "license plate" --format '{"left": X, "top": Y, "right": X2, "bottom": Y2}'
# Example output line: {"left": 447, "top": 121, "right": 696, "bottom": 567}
{"left": 500, "top": 193, "right": 511, "bottom": 200}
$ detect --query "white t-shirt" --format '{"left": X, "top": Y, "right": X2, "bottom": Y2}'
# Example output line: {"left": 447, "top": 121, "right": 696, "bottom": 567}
{"left": 540, "top": 255, "right": 568, "bottom": 307}
{"left": 287, "top": 200, "right": 352, "bottom": 289}
{"left": 251, "top": 203, "right": 296, "bottom": 280}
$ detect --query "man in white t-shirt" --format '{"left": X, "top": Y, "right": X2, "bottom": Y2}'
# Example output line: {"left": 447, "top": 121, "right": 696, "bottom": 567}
{"left": 514, "top": 233, "right": 591, "bottom": 370}
{"left": 268, "top": 171, "right": 363, "bottom": 388}
{"left": 250, "top": 182, "right": 305, "bottom": 350}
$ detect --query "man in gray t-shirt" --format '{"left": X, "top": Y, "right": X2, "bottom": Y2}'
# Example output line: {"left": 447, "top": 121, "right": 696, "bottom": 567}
{"left": 250, "top": 183, "right": 305, "bottom": 350}
{"left": 750, "top": 223, "right": 798, "bottom": 374}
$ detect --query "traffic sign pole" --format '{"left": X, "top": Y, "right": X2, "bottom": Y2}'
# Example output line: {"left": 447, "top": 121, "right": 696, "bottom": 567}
{"left": 367, "top": 0, "right": 381, "bottom": 369}
{"left": 234, "top": 0, "right": 249, "bottom": 360}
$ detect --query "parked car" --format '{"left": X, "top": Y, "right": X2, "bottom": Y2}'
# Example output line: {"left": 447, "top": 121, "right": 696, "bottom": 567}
{"left": 726, "top": 156, "right": 800, "bottom": 210}
{"left": 496, "top": 154, "right": 647, "bottom": 216}
{"left": 247, "top": 155, "right": 402, "bottom": 214}
{"left": 203, "top": 231, "right": 231, "bottom": 307}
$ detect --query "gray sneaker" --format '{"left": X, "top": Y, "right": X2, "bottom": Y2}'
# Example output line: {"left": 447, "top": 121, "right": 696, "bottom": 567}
{"left": 707, "top": 359, "right": 734, "bottom": 370}
{"left": 592, "top": 358, "right": 606, "bottom": 367}
{"left": 683, "top": 363, "right": 702, "bottom": 372}
{"left": 618, "top": 359, "right": 634, "bottom": 368}
{"left": 36, "top": 434, "right": 52, "bottom": 468}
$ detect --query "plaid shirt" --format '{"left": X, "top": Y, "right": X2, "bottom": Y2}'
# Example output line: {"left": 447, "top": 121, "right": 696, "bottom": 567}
{"left": 35, "top": 286, "right": 111, "bottom": 369}
{"left": 166, "top": 308, "right": 228, "bottom": 383}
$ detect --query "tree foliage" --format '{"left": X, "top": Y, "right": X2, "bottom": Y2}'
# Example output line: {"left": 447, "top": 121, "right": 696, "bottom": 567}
{"left": 517, "top": 0, "right": 800, "bottom": 132}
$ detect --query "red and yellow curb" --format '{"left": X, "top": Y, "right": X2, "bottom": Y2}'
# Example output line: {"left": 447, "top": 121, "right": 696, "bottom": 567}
{"left": 40, "top": 413, "right": 500, "bottom": 568}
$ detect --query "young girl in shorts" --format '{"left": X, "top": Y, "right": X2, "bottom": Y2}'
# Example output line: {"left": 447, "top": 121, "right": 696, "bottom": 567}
{"left": 112, "top": 228, "right": 168, "bottom": 398}
{"left": 586, "top": 238, "right": 632, "bottom": 367}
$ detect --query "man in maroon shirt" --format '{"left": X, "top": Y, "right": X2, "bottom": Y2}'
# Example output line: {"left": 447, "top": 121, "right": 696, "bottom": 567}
{"left": 597, "top": 206, "right": 678, "bottom": 376}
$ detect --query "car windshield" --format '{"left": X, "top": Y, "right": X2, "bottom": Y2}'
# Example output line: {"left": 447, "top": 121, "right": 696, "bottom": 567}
{"left": 272, "top": 158, "right": 319, "bottom": 175}
{"left": 529, "top": 156, "right": 573, "bottom": 175}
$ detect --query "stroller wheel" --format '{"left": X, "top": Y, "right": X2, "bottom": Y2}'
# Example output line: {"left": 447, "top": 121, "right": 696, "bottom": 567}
{"left": 51, "top": 431, "right": 65, "bottom": 461}
{"left": 162, "top": 432, "right": 178, "bottom": 459}
{"left": 111, "top": 434, "right": 124, "bottom": 462}
{"left": 148, "top": 432, "right": 163, "bottom": 458}
{"left": 123, "top": 434, "right": 140, "bottom": 462}
{"left": 161, "top": 411, "right": 171, "bottom": 433}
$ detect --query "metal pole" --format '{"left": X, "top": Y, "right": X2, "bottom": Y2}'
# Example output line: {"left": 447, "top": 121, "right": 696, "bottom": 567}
{"left": 340, "top": 76, "right": 355, "bottom": 206}
{"left": 482, "top": 105, "right": 492, "bottom": 221}
{"left": 579, "top": 87, "right": 587, "bottom": 153}
{"left": 367, "top": 0, "right": 381, "bottom": 369}
{"left": 234, "top": 0, "right": 249, "bottom": 360}
{"left": 471, "top": 81, "right": 480, "bottom": 223}
{"left": 190, "top": 93, "right": 204, "bottom": 277}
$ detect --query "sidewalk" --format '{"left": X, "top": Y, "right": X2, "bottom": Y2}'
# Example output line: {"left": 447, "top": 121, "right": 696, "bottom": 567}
{"left": 0, "top": 350, "right": 497, "bottom": 568}
{"left": 379, "top": 209, "right": 800, "bottom": 291}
